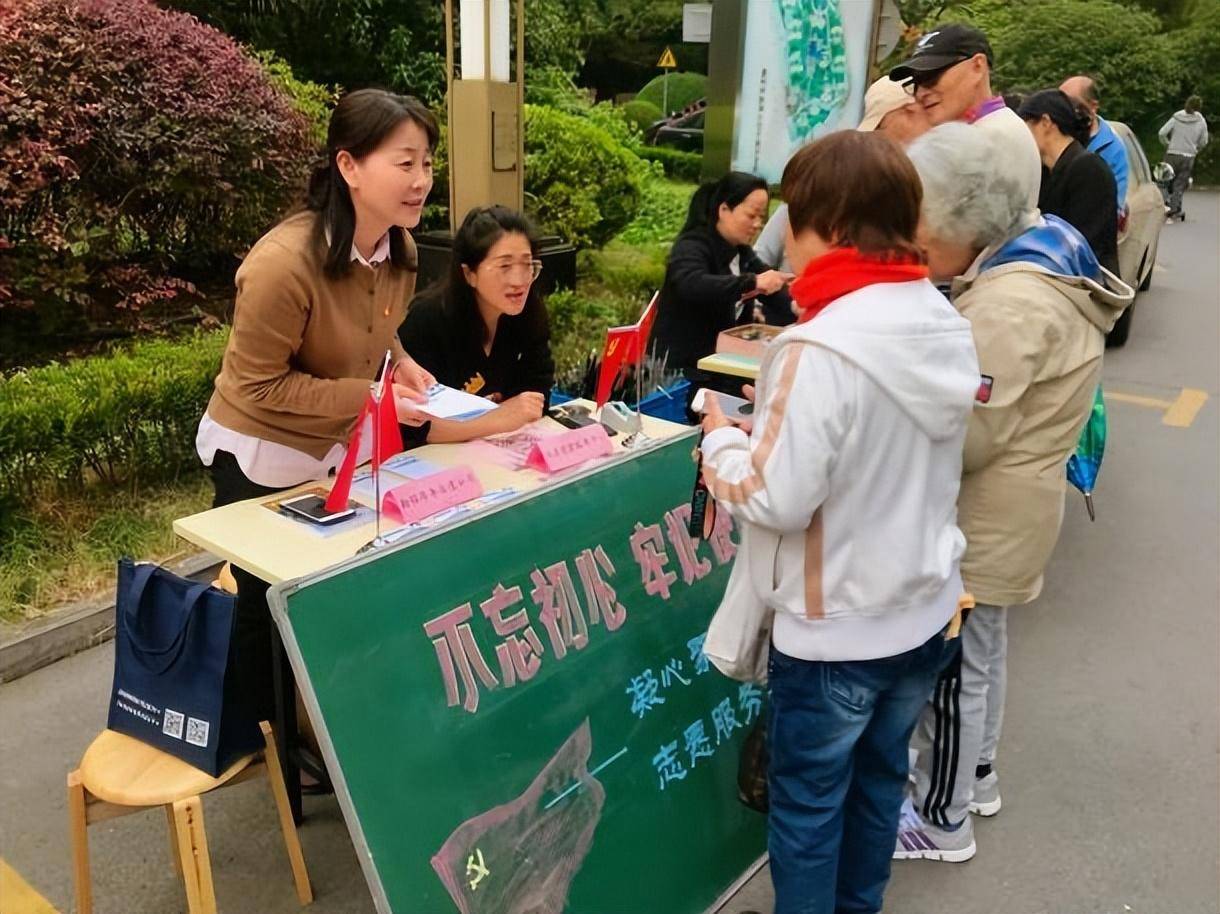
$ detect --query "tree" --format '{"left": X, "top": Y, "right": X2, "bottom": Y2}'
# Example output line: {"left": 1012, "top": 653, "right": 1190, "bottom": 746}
{"left": 954, "top": 0, "right": 1182, "bottom": 127}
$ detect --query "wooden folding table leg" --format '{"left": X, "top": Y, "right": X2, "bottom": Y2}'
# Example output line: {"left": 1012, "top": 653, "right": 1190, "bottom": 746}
{"left": 172, "top": 797, "right": 217, "bottom": 914}
{"left": 67, "top": 770, "right": 93, "bottom": 914}
{"left": 260, "top": 721, "right": 314, "bottom": 905}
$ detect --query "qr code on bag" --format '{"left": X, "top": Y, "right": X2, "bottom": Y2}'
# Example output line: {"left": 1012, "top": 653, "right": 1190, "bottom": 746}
{"left": 162, "top": 709, "right": 184, "bottom": 739}
{"left": 185, "top": 717, "right": 210, "bottom": 748}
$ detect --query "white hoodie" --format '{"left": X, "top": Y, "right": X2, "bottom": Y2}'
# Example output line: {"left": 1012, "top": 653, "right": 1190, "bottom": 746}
{"left": 702, "top": 279, "right": 980, "bottom": 662}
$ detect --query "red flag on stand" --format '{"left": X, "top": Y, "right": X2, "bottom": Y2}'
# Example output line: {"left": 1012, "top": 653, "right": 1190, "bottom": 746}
{"left": 324, "top": 367, "right": 403, "bottom": 512}
{"left": 594, "top": 291, "right": 659, "bottom": 407}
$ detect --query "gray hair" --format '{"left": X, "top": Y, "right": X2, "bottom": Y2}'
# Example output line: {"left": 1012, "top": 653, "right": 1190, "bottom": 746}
{"left": 907, "top": 122, "right": 1033, "bottom": 252}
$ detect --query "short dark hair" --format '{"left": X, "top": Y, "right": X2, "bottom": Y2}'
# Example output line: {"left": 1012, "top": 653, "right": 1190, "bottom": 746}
{"left": 680, "top": 171, "right": 768, "bottom": 234}
{"left": 780, "top": 131, "right": 923, "bottom": 260}
{"left": 441, "top": 205, "right": 548, "bottom": 349}
{"left": 1186, "top": 95, "right": 1202, "bottom": 113}
{"left": 306, "top": 89, "right": 439, "bottom": 278}
{"left": 1018, "top": 89, "right": 1092, "bottom": 145}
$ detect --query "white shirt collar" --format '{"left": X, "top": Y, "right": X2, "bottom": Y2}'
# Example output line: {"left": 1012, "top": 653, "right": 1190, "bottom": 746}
{"left": 351, "top": 232, "right": 391, "bottom": 268}
{"left": 324, "top": 226, "right": 391, "bottom": 268}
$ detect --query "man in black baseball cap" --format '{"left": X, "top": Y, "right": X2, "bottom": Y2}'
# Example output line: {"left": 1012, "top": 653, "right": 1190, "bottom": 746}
{"left": 889, "top": 23, "right": 1041, "bottom": 209}
{"left": 889, "top": 24, "right": 995, "bottom": 125}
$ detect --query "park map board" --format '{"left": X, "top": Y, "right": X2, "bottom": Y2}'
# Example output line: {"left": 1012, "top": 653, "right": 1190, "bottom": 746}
{"left": 270, "top": 431, "right": 767, "bottom": 914}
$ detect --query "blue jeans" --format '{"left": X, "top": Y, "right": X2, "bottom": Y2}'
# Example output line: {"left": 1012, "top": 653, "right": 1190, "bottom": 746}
{"left": 767, "top": 630, "right": 955, "bottom": 914}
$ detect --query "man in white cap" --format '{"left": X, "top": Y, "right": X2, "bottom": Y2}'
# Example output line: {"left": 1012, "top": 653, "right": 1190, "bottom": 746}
{"left": 756, "top": 77, "right": 932, "bottom": 272}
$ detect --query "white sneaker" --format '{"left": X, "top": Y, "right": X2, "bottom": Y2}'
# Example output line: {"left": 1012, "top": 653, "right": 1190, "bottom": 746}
{"left": 969, "top": 771, "right": 1002, "bottom": 817}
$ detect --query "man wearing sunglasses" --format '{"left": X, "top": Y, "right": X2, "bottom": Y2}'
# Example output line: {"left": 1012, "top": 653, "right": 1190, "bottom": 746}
{"left": 889, "top": 23, "right": 1041, "bottom": 209}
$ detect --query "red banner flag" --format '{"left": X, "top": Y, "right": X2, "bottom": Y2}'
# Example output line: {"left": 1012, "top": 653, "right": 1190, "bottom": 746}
{"left": 594, "top": 291, "right": 659, "bottom": 407}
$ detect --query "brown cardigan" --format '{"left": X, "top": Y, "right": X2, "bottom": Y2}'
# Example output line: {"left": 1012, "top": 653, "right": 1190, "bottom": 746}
{"left": 207, "top": 211, "right": 414, "bottom": 459}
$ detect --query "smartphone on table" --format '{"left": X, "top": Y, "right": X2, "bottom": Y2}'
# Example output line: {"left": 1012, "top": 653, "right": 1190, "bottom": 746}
{"left": 278, "top": 493, "right": 356, "bottom": 526}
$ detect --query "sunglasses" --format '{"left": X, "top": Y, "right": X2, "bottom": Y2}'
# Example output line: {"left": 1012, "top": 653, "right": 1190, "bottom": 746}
{"left": 902, "top": 56, "right": 970, "bottom": 96}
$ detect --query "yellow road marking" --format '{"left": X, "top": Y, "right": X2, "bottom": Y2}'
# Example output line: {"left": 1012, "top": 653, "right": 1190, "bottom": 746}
{"left": 0, "top": 859, "right": 60, "bottom": 914}
{"left": 1103, "top": 387, "right": 1210, "bottom": 428}
{"left": 1162, "top": 388, "right": 1210, "bottom": 428}
{"left": 1105, "top": 391, "right": 1173, "bottom": 410}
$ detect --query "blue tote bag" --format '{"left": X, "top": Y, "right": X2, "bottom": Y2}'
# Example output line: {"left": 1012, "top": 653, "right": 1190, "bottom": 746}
{"left": 107, "top": 558, "right": 262, "bottom": 775}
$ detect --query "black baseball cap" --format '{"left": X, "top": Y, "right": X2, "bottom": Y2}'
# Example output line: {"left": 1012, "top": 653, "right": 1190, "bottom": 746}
{"left": 889, "top": 24, "right": 993, "bottom": 82}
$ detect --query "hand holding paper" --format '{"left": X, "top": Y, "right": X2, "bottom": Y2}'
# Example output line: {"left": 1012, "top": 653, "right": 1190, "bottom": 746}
{"left": 411, "top": 383, "right": 496, "bottom": 420}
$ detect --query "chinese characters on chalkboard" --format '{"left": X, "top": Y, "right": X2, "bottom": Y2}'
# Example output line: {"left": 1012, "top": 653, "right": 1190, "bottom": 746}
{"left": 422, "top": 501, "right": 736, "bottom": 714}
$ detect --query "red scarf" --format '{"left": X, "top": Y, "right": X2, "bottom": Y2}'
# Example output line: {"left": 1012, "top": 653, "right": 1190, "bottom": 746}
{"left": 791, "top": 247, "right": 929, "bottom": 324}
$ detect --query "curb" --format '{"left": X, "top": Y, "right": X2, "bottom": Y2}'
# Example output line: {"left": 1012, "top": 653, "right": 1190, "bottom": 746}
{"left": 0, "top": 552, "right": 223, "bottom": 684}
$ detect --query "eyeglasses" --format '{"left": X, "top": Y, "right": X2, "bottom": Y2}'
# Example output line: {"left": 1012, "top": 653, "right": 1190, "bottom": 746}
{"left": 488, "top": 259, "right": 544, "bottom": 281}
{"left": 902, "top": 57, "right": 969, "bottom": 96}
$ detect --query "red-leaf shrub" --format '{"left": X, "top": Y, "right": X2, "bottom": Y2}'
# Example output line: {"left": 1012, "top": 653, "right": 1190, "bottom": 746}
{"left": 0, "top": 0, "right": 315, "bottom": 331}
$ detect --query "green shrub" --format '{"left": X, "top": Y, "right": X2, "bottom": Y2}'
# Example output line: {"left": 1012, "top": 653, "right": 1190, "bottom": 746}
{"left": 0, "top": 0, "right": 315, "bottom": 332}
{"left": 638, "top": 147, "right": 703, "bottom": 182}
{"left": 636, "top": 72, "right": 707, "bottom": 115}
{"left": 623, "top": 99, "right": 664, "bottom": 133}
{"left": 580, "top": 242, "right": 669, "bottom": 299}
{"left": 547, "top": 289, "right": 647, "bottom": 386}
{"left": 524, "top": 105, "right": 650, "bottom": 248}
{"left": 256, "top": 51, "right": 338, "bottom": 145}
{"left": 0, "top": 329, "right": 228, "bottom": 507}
{"left": 616, "top": 179, "right": 698, "bottom": 246}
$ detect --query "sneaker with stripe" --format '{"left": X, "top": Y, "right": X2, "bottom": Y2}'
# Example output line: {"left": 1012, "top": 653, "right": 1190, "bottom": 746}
{"left": 893, "top": 799, "right": 976, "bottom": 862}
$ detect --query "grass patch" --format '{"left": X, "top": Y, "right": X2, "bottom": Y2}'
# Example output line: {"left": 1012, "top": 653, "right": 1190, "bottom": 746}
{"left": 616, "top": 178, "right": 696, "bottom": 246}
{"left": 0, "top": 473, "right": 213, "bottom": 622}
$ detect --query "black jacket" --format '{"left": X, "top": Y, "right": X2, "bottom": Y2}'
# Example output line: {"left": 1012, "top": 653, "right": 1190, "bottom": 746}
{"left": 398, "top": 286, "right": 554, "bottom": 446}
{"left": 1039, "top": 141, "right": 1119, "bottom": 276}
{"left": 652, "top": 226, "right": 794, "bottom": 373}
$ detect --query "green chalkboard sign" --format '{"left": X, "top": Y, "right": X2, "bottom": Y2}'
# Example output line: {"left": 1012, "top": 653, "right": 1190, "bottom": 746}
{"left": 270, "top": 433, "right": 767, "bottom": 914}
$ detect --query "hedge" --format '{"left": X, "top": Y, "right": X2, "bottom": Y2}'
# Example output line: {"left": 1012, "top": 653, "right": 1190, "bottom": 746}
{"left": 623, "top": 99, "right": 664, "bottom": 133}
{"left": 635, "top": 72, "right": 707, "bottom": 116}
{"left": 524, "top": 104, "right": 651, "bottom": 248}
{"left": 0, "top": 330, "right": 228, "bottom": 507}
{"left": 638, "top": 147, "right": 703, "bottom": 183}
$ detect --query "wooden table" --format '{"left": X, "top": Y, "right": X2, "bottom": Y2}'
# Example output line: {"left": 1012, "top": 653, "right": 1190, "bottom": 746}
{"left": 172, "top": 404, "right": 689, "bottom": 822}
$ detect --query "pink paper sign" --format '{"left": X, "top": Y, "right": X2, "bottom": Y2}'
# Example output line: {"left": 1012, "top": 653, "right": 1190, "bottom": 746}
{"left": 382, "top": 465, "right": 484, "bottom": 525}
{"left": 524, "top": 424, "right": 614, "bottom": 473}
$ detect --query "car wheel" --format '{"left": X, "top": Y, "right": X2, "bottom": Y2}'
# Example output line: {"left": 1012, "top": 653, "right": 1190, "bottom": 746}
{"left": 1107, "top": 301, "right": 1134, "bottom": 347}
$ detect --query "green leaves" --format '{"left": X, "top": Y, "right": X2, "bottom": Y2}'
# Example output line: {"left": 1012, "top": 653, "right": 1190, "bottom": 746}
{"left": 524, "top": 104, "right": 648, "bottom": 248}
{"left": 0, "top": 329, "right": 228, "bottom": 506}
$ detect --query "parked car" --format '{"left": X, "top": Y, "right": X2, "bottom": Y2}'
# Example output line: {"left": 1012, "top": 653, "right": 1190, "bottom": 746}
{"left": 1108, "top": 120, "right": 1165, "bottom": 347}
{"left": 647, "top": 99, "right": 706, "bottom": 152}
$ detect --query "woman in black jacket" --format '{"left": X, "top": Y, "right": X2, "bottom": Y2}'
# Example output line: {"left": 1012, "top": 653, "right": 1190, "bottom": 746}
{"left": 1018, "top": 89, "right": 1119, "bottom": 275}
{"left": 399, "top": 205, "right": 554, "bottom": 446}
{"left": 652, "top": 172, "right": 795, "bottom": 384}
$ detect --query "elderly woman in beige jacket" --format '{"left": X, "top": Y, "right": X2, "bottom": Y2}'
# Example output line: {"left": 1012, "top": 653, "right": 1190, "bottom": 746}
{"left": 893, "top": 123, "right": 1133, "bottom": 862}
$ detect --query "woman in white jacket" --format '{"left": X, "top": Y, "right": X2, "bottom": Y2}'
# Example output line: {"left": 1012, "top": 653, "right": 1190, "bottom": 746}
{"left": 699, "top": 130, "right": 980, "bottom": 914}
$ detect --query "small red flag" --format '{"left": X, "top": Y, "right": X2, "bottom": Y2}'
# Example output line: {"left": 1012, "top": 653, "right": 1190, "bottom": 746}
{"left": 325, "top": 361, "right": 404, "bottom": 512}
{"left": 594, "top": 291, "right": 659, "bottom": 407}
{"left": 372, "top": 368, "right": 403, "bottom": 466}
{"left": 325, "top": 400, "right": 368, "bottom": 513}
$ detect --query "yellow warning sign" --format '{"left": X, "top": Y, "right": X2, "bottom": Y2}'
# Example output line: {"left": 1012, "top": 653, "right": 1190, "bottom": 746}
{"left": 657, "top": 47, "right": 677, "bottom": 69}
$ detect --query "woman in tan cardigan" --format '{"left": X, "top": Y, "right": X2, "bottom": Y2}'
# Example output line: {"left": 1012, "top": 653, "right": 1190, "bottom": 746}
{"left": 196, "top": 89, "right": 438, "bottom": 734}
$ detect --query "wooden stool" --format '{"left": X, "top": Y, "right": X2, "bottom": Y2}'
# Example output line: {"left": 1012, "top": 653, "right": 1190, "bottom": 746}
{"left": 67, "top": 721, "right": 313, "bottom": 914}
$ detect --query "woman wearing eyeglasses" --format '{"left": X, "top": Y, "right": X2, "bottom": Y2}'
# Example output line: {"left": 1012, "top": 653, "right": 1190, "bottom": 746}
{"left": 398, "top": 205, "right": 554, "bottom": 445}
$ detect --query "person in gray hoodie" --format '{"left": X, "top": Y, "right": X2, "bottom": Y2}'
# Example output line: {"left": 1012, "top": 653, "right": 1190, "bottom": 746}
{"left": 1158, "top": 95, "right": 1210, "bottom": 221}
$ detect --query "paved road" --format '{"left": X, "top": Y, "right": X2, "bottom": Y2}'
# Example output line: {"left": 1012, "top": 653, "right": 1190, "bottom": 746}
{"left": 728, "top": 194, "right": 1220, "bottom": 914}
{"left": 2, "top": 194, "right": 1216, "bottom": 914}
